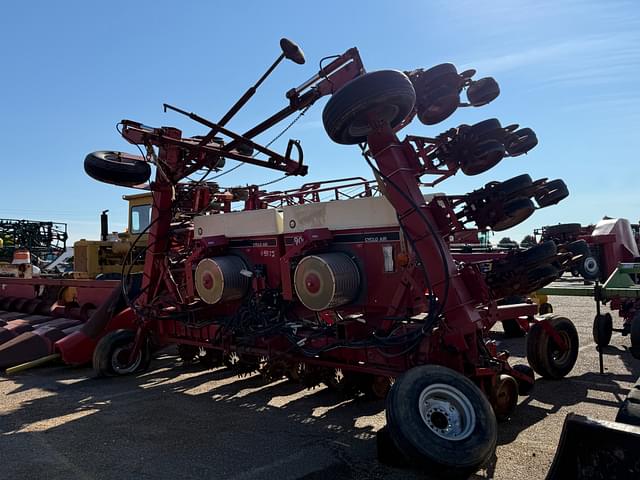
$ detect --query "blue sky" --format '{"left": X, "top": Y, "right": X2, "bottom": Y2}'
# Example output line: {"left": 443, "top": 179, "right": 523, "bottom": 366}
{"left": 1, "top": 0, "right": 638, "bottom": 243}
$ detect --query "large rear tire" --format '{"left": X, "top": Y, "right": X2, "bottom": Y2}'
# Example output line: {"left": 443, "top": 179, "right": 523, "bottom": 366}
{"left": 322, "top": 70, "right": 416, "bottom": 145}
{"left": 386, "top": 365, "right": 497, "bottom": 478}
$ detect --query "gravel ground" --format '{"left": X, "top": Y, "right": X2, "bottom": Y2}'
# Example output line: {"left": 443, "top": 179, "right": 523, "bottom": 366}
{"left": 0, "top": 295, "right": 637, "bottom": 480}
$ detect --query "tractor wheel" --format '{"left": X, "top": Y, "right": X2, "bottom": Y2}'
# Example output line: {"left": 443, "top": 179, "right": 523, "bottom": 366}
{"left": 84, "top": 151, "right": 151, "bottom": 187}
{"left": 93, "top": 329, "right": 150, "bottom": 377}
{"left": 526, "top": 316, "right": 579, "bottom": 379}
{"left": 460, "top": 139, "right": 505, "bottom": 175}
{"left": 535, "top": 180, "right": 569, "bottom": 208}
{"left": 177, "top": 344, "right": 198, "bottom": 363}
{"left": 322, "top": 70, "right": 416, "bottom": 145}
{"left": 386, "top": 365, "right": 497, "bottom": 478}
{"left": 630, "top": 313, "right": 640, "bottom": 360}
{"left": 592, "top": 313, "right": 613, "bottom": 348}
{"left": 491, "top": 197, "right": 535, "bottom": 231}
{"left": 492, "top": 374, "right": 519, "bottom": 421}
{"left": 505, "top": 127, "right": 538, "bottom": 156}
{"left": 512, "top": 364, "right": 535, "bottom": 395}
{"left": 199, "top": 348, "right": 225, "bottom": 369}
{"left": 466, "top": 77, "right": 500, "bottom": 106}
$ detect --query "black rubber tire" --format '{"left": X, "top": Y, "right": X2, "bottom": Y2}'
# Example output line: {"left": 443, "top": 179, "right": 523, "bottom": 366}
{"left": 177, "top": 344, "right": 198, "bottom": 363}
{"left": 84, "top": 151, "right": 151, "bottom": 187}
{"left": 469, "top": 118, "right": 502, "bottom": 139}
{"left": 592, "top": 313, "right": 613, "bottom": 347}
{"left": 567, "top": 240, "right": 600, "bottom": 280}
{"left": 518, "top": 241, "right": 557, "bottom": 266}
{"left": 419, "top": 63, "right": 458, "bottom": 83}
{"left": 491, "top": 197, "right": 535, "bottom": 231}
{"left": 630, "top": 312, "right": 640, "bottom": 360}
{"left": 495, "top": 174, "right": 533, "bottom": 198}
{"left": 93, "top": 329, "right": 150, "bottom": 377}
{"left": 526, "top": 316, "right": 579, "bottom": 379}
{"left": 535, "top": 180, "right": 569, "bottom": 208}
{"left": 505, "top": 128, "right": 538, "bottom": 156}
{"left": 502, "top": 319, "right": 527, "bottom": 338}
{"left": 323, "top": 70, "right": 416, "bottom": 145}
{"left": 417, "top": 85, "right": 460, "bottom": 125}
{"left": 386, "top": 365, "right": 497, "bottom": 478}
{"left": 460, "top": 139, "right": 505, "bottom": 176}
{"left": 512, "top": 364, "right": 535, "bottom": 395}
{"left": 466, "top": 77, "right": 500, "bottom": 106}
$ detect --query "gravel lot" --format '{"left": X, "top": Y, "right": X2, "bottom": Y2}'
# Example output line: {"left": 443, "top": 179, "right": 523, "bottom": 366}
{"left": 1, "top": 295, "right": 637, "bottom": 479}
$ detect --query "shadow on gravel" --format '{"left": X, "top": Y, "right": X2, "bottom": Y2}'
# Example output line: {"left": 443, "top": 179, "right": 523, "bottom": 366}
{"left": 0, "top": 355, "right": 399, "bottom": 480}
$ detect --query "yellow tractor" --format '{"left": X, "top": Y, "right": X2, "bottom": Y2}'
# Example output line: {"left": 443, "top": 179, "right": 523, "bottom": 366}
{"left": 73, "top": 192, "right": 151, "bottom": 279}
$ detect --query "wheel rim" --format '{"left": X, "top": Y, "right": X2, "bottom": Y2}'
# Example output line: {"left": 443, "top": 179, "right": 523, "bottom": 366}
{"left": 418, "top": 383, "right": 476, "bottom": 441}
{"left": 111, "top": 345, "right": 142, "bottom": 374}
{"left": 550, "top": 331, "right": 571, "bottom": 366}
{"left": 583, "top": 257, "right": 599, "bottom": 276}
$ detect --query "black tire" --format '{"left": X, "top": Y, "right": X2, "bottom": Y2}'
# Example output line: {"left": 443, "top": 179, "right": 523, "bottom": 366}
{"left": 84, "top": 151, "right": 151, "bottom": 187}
{"left": 630, "top": 312, "right": 640, "bottom": 360}
{"left": 495, "top": 174, "right": 533, "bottom": 198}
{"left": 386, "top": 365, "right": 497, "bottom": 478}
{"left": 466, "top": 77, "right": 500, "bottom": 106}
{"left": 512, "top": 364, "right": 535, "bottom": 395}
{"left": 518, "top": 241, "right": 557, "bottom": 266}
{"left": 460, "top": 139, "right": 505, "bottom": 176}
{"left": 567, "top": 240, "right": 600, "bottom": 280}
{"left": 535, "top": 180, "right": 569, "bottom": 208}
{"left": 505, "top": 128, "right": 538, "bottom": 156}
{"left": 491, "top": 197, "right": 535, "bottom": 231}
{"left": 469, "top": 118, "right": 502, "bottom": 139}
{"left": 322, "top": 70, "right": 416, "bottom": 145}
{"left": 417, "top": 85, "right": 460, "bottom": 125}
{"left": 526, "top": 316, "right": 579, "bottom": 379}
{"left": 502, "top": 319, "right": 526, "bottom": 338}
{"left": 93, "top": 329, "right": 151, "bottom": 377}
{"left": 592, "top": 313, "right": 613, "bottom": 347}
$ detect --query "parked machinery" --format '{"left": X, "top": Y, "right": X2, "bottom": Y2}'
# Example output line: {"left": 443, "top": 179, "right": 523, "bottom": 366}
{"left": 76, "top": 40, "right": 584, "bottom": 477}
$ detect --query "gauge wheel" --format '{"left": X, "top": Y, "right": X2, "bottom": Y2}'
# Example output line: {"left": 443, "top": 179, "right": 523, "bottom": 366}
{"left": 323, "top": 70, "right": 416, "bottom": 145}
{"left": 592, "top": 313, "right": 613, "bottom": 347}
{"left": 491, "top": 197, "right": 535, "bottom": 231}
{"left": 505, "top": 127, "right": 538, "bottom": 156}
{"left": 535, "top": 179, "right": 569, "bottom": 208}
{"left": 492, "top": 374, "right": 518, "bottom": 421}
{"left": 386, "top": 365, "right": 497, "bottom": 477}
{"left": 466, "top": 77, "right": 500, "bottom": 106}
{"left": 93, "top": 329, "right": 151, "bottom": 377}
{"left": 460, "top": 139, "right": 505, "bottom": 175}
{"left": 526, "top": 316, "right": 579, "bottom": 379}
